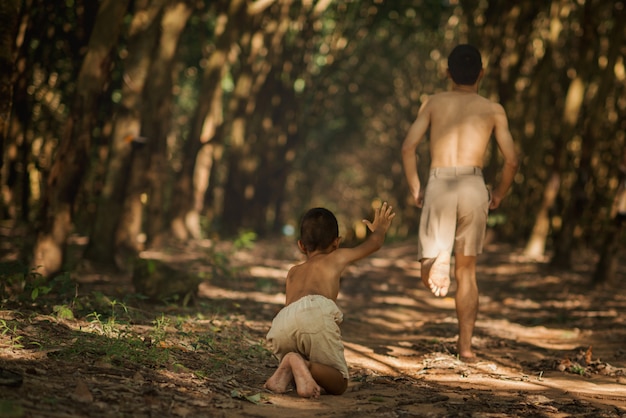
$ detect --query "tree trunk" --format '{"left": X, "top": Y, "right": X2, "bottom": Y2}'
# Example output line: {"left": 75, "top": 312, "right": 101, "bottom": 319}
{"left": 169, "top": 0, "right": 245, "bottom": 240}
{"left": 552, "top": 0, "right": 623, "bottom": 268}
{"left": 83, "top": 0, "right": 166, "bottom": 268}
{"left": 520, "top": 43, "right": 560, "bottom": 258}
{"left": 593, "top": 159, "right": 626, "bottom": 286}
{"left": 220, "top": 59, "right": 271, "bottom": 235}
{"left": 221, "top": 0, "right": 306, "bottom": 235}
{"left": 84, "top": 0, "right": 166, "bottom": 267}
{"left": 31, "top": 0, "right": 129, "bottom": 277}
{"left": 135, "top": 0, "right": 192, "bottom": 249}
{"left": 524, "top": 172, "right": 560, "bottom": 258}
{"left": 0, "top": 0, "right": 20, "bottom": 174}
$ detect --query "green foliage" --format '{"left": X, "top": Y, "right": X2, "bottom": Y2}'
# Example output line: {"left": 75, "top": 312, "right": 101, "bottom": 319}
{"left": 52, "top": 304, "right": 75, "bottom": 320}
{"left": 569, "top": 364, "right": 586, "bottom": 376}
{"left": 234, "top": 230, "right": 257, "bottom": 250}
{"left": 6, "top": 293, "right": 271, "bottom": 373}
{"left": 0, "top": 262, "right": 63, "bottom": 304}
{"left": 56, "top": 305, "right": 172, "bottom": 367}
{"left": 0, "top": 319, "right": 23, "bottom": 349}
{"left": 0, "top": 400, "right": 24, "bottom": 418}
{"left": 0, "top": 261, "right": 27, "bottom": 301}
{"left": 5, "top": 0, "right": 624, "bottom": 290}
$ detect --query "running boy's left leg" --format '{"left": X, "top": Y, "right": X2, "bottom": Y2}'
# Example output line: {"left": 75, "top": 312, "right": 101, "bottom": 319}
{"left": 454, "top": 253, "right": 479, "bottom": 361}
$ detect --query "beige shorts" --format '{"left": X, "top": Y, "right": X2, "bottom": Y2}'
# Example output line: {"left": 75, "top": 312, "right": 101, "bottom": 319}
{"left": 266, "top": 295, "right": 349, "bottom": 379}
{"left": 418, "top": 166, "right": 490, "bottom": 259}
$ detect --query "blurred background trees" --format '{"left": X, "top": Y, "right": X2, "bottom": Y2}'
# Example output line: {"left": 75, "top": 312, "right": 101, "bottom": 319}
{"left": 0, "top": 0, "right": 624, "bottom": 285}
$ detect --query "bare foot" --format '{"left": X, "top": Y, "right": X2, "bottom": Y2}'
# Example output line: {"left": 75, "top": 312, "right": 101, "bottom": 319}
{"left": 264, "top": 355, "right": 294, "bottom": 393}
{"left": 287, "top": 352, "right": 321, "bottom": 399}
{"left": 457, "top": 346, "right": 477, "bottom": 363}
{"left": 265, "top": 353, "right": 321, "bottom": 398}
{"left": 428, "top": 252, "right": 451, "bottom": 297}
{"left": 459, "top": 355, "right": 478, "bottom": 364}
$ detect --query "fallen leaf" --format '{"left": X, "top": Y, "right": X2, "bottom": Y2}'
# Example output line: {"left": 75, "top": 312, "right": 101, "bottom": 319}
{"left": 230, "top": 389, "right": 263, "bottom": 404}
{"left": 584, "top": 346, "right": 593, "bottom": 365}
{"left": 71, "top": 381, "right": 93, "bottom": 403}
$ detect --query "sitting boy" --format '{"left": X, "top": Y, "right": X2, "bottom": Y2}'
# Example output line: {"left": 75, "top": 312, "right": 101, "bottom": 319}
{"left": 264, "top": 202, "right": 395, "bottom": 398}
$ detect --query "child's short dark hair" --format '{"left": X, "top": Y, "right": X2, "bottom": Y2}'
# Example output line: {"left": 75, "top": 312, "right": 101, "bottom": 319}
{"left": 299, "top": 208, "right": 339, "bottom": 253}
{"left": 448, "top": 44, "right": 482, "bottom": 86}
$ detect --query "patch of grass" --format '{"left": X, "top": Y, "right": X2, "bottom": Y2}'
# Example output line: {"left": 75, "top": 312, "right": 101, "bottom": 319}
{"left": 0, "top": 319, "right": 23, "bottom": 349}
{"left": 51, "top": 330, "right": 170, "bottom": 368}
{"left": 0, "top": 399, "right": 24, "bottom": 418}
{"left": 1, "top": 265, "right": 271, "bottom": 384}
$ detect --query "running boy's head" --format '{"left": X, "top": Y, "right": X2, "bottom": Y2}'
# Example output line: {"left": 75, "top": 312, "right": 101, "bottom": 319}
{"left": 447, "top": 44, "right": 483, "bottom": 86}
{"left": 298, "top": 207, "right": 340, "bottom": 254}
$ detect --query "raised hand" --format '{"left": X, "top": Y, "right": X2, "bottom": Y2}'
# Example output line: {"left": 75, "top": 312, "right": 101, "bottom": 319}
{"left": 362, "top": 201, "right": 396, "bottom": 233}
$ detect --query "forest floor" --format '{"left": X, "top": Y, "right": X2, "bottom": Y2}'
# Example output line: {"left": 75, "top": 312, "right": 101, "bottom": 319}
{"left": 1, "top": 237, "right": 625, "bottom": 417}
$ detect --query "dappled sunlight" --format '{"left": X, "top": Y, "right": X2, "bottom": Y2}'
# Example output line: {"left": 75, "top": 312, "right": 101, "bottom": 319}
{"left": 2, "top": 242, "right": 625, "bottom": 416}
{"left": 477, "top": 318, "right": 587, "bottom": 351}
{"left": 248, "top": 265, "right": 289, "bottom": 280}
{"left": 482, "top": 262, "right": 541, "bottom": 276}
{"left": 198, "top": 282, "right": 284, "bottom": 306}
{"left": 344, "top": 341, "right": 423, "bottom": 377}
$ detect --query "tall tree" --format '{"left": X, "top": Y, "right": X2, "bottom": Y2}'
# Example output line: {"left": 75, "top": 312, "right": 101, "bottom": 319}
{"left": 551, "top": 0, "right": 622, "bottom": 268}
{"left": 83, "top": 0, "right": 167, "bottom": 268}
{"left": 126, "top": 0, "right": 193, "bottom": 249}
{"left": 169, "top": 0, "right": 248, "bottom": 240}
{"left": 0, "top": 0, "right": 20, "bottom": 178}
{"left": 31, "top": 0, "right": 129, "bottom": 277}
{"left": 594, "top": 148, "right": 626, "bottom": 286}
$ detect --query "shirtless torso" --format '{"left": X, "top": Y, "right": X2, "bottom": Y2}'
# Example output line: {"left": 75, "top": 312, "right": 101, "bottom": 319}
{"left": 402, "top": 87, "right": 518, "bottom": 209}
{"left": 285, "top": 211, "right": 392, "bottom": 306}
{"left": 285, "top": 253, "right": 343, "bottom": 305}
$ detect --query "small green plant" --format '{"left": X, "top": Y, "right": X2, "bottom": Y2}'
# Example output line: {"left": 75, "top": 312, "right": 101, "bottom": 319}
{"left": 569, "top": 364, "right": 586, "bottom": 376}
{"left": 0, "top": 262, "right": 76, "bottom": 305}
{"left": 65, "top": 305, "right": 171, "bottom": 368}
{"left": 53, "top": 304, "right": 75, "bottom": 320}
{"left": 151, "top": 313, "right": 170, "bottom": 344}
{"left": 26, "top": 268, "right": 53, "bottom": 301}
{"left": 0, "top": 319, "right": 24, "bottom": 349}
{"left": 234, "top": 230, "right": 257, "bottom": 250}
{"left": 0, "top": 399, "right": 24, "bottom": 418}
{"left": 0, "top": 262, "right": 39, "bottom": 302}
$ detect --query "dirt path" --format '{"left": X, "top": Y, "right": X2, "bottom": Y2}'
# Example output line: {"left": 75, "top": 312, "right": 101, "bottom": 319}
{"left": 218, "top": 241, "right": 626, "bottom": 417}
{"left": 1, "top": 240, "right": 625, "bottom": 417}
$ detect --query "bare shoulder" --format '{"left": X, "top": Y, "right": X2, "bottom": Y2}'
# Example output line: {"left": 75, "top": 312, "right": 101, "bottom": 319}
{"left": 421, "top": 92, "right": 447, "bottom": 106}
{"left": 490, "top": 100, "right": 507, "bottom": 114}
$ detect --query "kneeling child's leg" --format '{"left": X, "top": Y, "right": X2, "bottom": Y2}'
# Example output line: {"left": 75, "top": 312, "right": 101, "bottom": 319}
{"left": 309, "top": 362, "right": 348, "bottom": 395}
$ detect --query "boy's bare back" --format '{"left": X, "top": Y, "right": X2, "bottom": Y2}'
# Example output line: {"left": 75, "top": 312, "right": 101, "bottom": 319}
{"left": 285, "top": 203, "right": 395, "bottom": 306}
{"left": 403, "top": 90, "right": 517, "bottom": 209}
{"left": 406, "top": 91, "right": 514, "bottom": 169}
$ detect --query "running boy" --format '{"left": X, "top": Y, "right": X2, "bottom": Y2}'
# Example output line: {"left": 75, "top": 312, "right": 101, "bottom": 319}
{"left": 264, "top": 203, "right": 395, "bottom": 398}
{"left": 401, "top": 44, "right": 519, "bottom": 361}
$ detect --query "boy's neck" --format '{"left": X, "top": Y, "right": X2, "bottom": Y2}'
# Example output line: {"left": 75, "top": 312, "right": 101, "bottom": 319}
{"left": 306, "top": 250, "right": 329, "bottom": 259}
{"left": 452, "top": 83, "right": 478, "bottom": 93}
{"left": 305, "top": 246, "right": 336, "bottom": 259}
